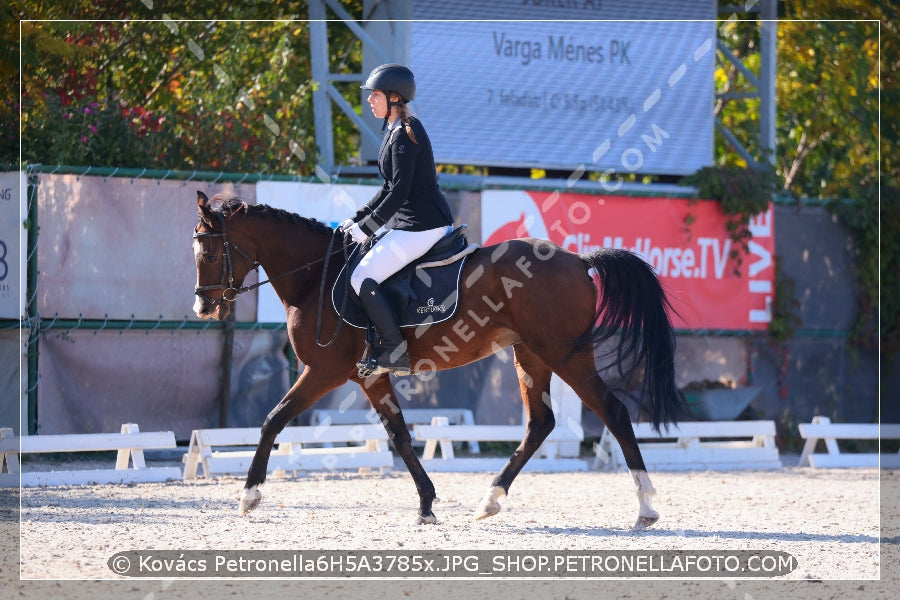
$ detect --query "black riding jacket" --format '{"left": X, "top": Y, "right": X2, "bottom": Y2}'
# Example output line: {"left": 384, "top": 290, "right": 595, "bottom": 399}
{"left": 353, "top": 116, "right": 453, "bottom": 235}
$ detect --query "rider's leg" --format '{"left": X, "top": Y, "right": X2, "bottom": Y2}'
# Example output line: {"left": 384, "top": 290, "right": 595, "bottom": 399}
{"left": 351, "top": 226, "right": 450, "bottom": 374}
{"left": 358, "top": 277, "right": 411, "bottom": 374}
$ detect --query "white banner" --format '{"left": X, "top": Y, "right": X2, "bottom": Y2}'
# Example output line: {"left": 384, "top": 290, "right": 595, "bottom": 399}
{"left": 254, "top": 181, "right": 380, "bottom": 322}
{"left": 410, "top": 2, "right": 715, "bottom": 174}
{"left": 0, "top": 172, "right": 27, "bottom": 319}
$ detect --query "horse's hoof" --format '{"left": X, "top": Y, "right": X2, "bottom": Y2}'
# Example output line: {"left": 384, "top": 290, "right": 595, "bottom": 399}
{"left": 632, "top": 515, "right": 659, "bottom": 530}
{"left": 239, "top": 487, "right": 262, "bottom": 515}
{"left": 475, "top": 485, "right": 506, "bottom": 520}
{"left": 416, "top": 513, "right": 438, "bottom": 525}
{"left": 475, "top": 501, "right": 501, "bottom": 520}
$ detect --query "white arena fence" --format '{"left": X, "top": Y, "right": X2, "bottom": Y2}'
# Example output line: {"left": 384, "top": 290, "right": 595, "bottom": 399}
{"left": 4, "top": 419, "right": 900, "bottom": 488}
{"left": 0, "top": 423, "right": 180, "bottom": 487}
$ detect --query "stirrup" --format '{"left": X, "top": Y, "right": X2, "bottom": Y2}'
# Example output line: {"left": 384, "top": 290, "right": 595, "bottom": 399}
{"left": 356, "top": 324, "right": 412, "bottom": 377}
{"left": 356, "top": 341, "right": 412, "bottom": 378}
{"left": 356, "top": 356, "right": 411, "bottom": 378}
{"left": 356, "top": 355, "right": 381, "bottom": 378}
{"left": 356, "top": 336, "right": 378, "bottom": 377}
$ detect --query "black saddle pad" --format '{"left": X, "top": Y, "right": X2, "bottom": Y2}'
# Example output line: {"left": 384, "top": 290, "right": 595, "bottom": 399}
{"left": 332, "top": 226, "right": 473, "bottom": 329}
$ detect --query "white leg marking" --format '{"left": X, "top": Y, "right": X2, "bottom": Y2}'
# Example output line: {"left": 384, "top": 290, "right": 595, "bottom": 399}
{"left": 239, "top": 485, "right": 262, "bottom": 515}
{"left": 631, "top": 470, "right": 659, "bottom": 529}
{"left": 475, "top": 485, "right": 506, "bottom": 520}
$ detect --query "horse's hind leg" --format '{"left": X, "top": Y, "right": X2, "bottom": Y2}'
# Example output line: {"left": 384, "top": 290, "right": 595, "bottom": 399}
{"left": 475, "top": 343, "right": 556, "bottom": 520}
{"left": 555, "top": 354, "right": 659, "bottom": 529}
{"left": 359, "top": 375, "right": 438, "bottom": 524}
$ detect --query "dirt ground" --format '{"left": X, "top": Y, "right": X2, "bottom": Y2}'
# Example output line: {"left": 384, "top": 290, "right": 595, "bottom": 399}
{"left": 3, "top": 460, "right": 899, "bottom": 599}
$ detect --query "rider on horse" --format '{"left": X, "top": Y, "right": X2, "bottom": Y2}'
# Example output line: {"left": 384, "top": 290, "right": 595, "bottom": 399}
{"left": 340, "top": 64, "right": 455, "bottom": 377}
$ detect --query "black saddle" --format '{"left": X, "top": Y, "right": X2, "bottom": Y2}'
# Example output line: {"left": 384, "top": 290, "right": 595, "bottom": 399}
{"left": 332, "top": 225, "right": 475, "bottom": 328}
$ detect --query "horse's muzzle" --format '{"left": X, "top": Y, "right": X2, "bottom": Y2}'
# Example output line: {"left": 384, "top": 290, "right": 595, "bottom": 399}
{"left": 193, "top": 292, "right": 231, "bottom": 320}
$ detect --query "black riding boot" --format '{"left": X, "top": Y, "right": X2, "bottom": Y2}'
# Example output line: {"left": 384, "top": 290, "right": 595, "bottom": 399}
{"left": 358, "top": 278, "right": 412, "bottom": 376}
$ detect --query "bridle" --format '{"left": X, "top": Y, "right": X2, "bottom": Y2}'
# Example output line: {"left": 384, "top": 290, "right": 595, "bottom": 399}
{"left": 193, "top": 211, "right": 262, "bottom": 310}
{"left": 193, "top": 209, "right": 352, "bottom": 347}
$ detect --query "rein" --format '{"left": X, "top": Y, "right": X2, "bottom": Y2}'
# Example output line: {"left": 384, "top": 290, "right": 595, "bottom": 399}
{"left": 314, "top": 231, "right": 353, "bottom": 348}
{"left": 193, "top": 213, "right": 350, "bottom": 348}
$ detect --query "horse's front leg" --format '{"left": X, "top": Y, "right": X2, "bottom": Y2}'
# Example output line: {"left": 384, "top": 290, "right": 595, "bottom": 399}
{"left": 359, "top": 375, "right": 438, "bottom": 524}
{"left": 240, "top": 368, "right": 342, "bottom": 515}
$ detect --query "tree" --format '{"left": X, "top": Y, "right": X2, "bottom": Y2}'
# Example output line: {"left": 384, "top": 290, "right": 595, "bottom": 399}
{"left": 4, "top": 1, "right": 365, "bottom": 174}
{"left": 715, "top": 0, "right": 896, "bottom": 351}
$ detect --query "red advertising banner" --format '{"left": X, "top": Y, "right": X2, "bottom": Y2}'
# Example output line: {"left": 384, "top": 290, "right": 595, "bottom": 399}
{"left": 481, "top": 190, "right": 775, "bottom": 330}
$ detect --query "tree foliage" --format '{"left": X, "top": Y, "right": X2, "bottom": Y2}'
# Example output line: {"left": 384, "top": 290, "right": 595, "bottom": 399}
{"left": 3, "top": 1, "right": 364, "bottom": 173}
{"left": 716, "top": 0, "right": 896, "bottom": 351}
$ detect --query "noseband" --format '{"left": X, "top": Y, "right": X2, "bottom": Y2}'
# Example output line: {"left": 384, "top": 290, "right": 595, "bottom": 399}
{"left": 193, "top": 211, "right": 260, "bottom": 309}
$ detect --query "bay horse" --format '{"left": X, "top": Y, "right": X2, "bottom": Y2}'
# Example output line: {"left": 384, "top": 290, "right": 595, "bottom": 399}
{"left": 192, "top": 190, "right": 685, "bottom": 529}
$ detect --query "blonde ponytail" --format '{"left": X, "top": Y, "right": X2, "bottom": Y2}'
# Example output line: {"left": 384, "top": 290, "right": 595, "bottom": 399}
{"left": 392, "top": 96, "right": 418, "bottom": 144}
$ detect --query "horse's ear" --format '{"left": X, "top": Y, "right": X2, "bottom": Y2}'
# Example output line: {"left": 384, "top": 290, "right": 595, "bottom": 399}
{"left": 197, "top": 190, "right": 214, "bottom": 223}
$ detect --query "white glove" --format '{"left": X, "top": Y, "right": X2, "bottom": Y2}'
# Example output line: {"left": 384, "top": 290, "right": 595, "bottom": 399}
{"left": 347, "top": 223, "right": 369, "bottom": 244}
{"left": 339, "top": 218, "right": 354, "bottom": 232}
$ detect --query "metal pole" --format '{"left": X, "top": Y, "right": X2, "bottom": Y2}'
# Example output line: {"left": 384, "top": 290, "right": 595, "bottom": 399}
{"left": 309, "top": 0, "right": 335, "bottom": 174}
{"left": 25, "top": 165, "right": 318, "bottom": 183}
{"left": 759, "top": 0, "right": 777, "bottom": 168}
{"left": 25, "top": 173, "right": 39, "bottom": 434}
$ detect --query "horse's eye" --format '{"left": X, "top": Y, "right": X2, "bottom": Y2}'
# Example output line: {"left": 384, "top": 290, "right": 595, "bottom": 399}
{"left": 203, "top": 254, "right": 218, "bottom": 264}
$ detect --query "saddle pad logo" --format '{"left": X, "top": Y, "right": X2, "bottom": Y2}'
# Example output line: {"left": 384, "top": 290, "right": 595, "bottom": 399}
{"left": 417, "top": 297, "right": 447, "bottom": 314}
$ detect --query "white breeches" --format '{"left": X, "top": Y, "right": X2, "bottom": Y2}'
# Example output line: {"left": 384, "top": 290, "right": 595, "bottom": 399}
{"left": 350, "top": 226, "right": 451, "bottom": 295}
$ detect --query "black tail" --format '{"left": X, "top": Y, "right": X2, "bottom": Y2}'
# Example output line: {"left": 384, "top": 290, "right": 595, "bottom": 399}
{"left": 581, "top": 248, "right": 685, "bottom": 432}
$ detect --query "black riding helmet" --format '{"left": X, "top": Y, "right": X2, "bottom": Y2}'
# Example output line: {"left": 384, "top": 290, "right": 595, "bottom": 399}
{"left": 361, "top": 63, "right": 416, "bottom": 131}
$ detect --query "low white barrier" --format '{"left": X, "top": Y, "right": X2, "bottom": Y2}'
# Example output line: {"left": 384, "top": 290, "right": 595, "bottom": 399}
{"left": 182, "top": 424, "right": 393, "bottom": 480}
{"left": 596, "top": 420, "right": 782, "bottom": 471}
{"left": 310, "top": 408, "right": 480, "bottom": 454}
{"left": 797, "top": 416, "right": 900, "bottom": 468}
{"left": 0, "top": 423, "right": 180, "bottom": 487}
{"left": 412, "top": 417, "right": 587, "bottom": 472}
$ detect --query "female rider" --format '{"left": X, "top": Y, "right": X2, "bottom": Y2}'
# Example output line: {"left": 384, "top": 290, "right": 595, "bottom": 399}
{"left": 341, "top": 64, "right": 454, "bottom": 376}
